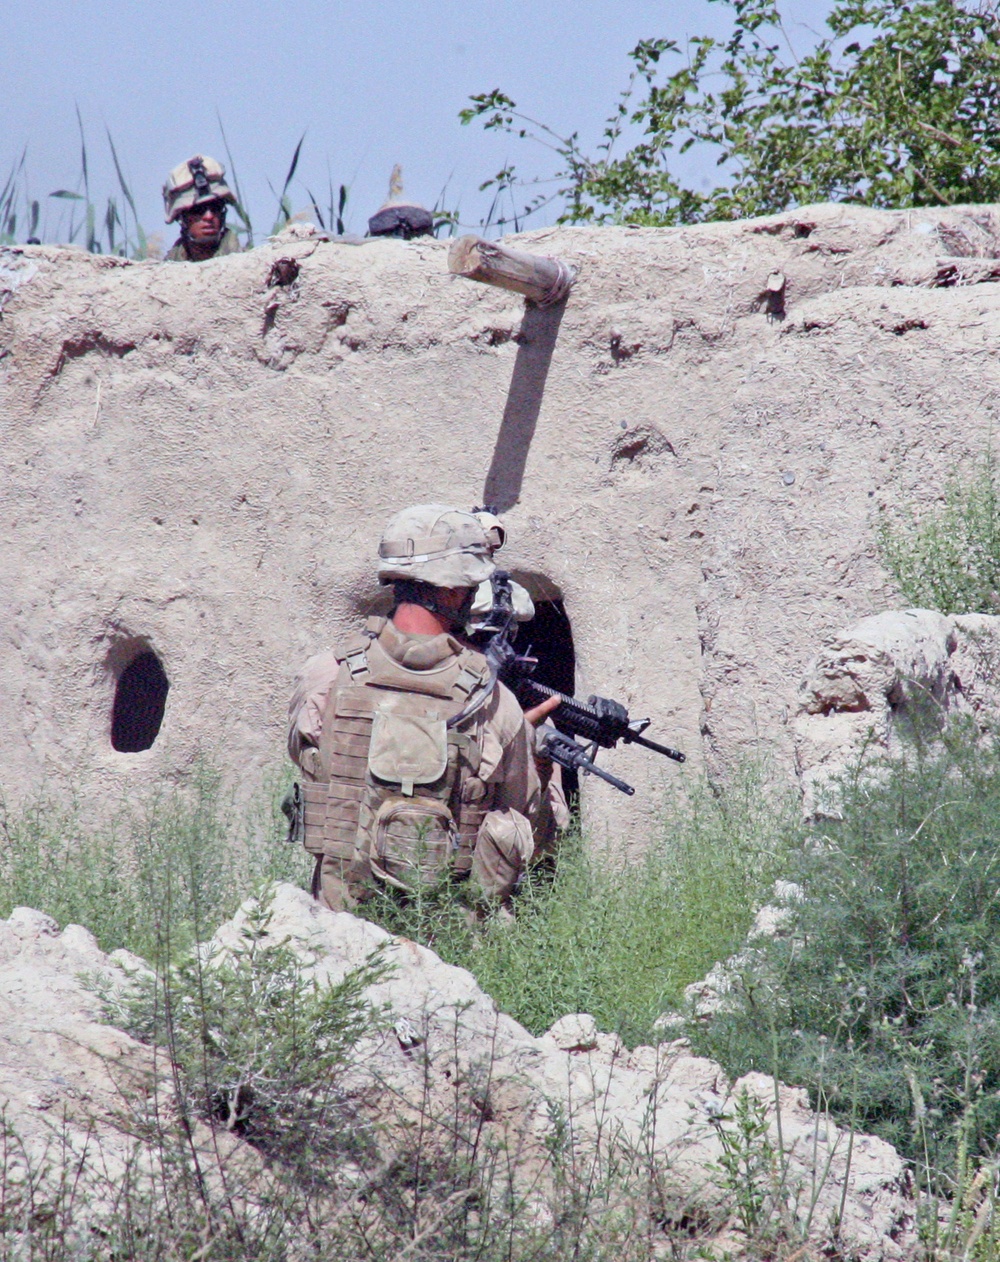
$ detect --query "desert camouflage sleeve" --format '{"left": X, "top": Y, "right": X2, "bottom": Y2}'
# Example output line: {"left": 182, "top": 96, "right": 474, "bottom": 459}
{"left": 286, "top": 649, "right": 341, "bottom": 767}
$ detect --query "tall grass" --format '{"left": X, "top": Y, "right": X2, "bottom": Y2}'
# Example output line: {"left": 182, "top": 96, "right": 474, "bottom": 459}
{"left": 3, "top": 116, "right": 507, "bottom": 255}
{"left": 360, "top": 763, "right": 799, "bottom": 1046}
{"left": 0, "top": 760, "right": 306, "bottom": 963}
{"left": 5, "top": 751, "right": 1000, "bottom": 1253}
{"left": 0, "top": 756, "right": 794, "bottom": 1044}
{"left": 1, "top": 116, "right": 338, "bottom": 257}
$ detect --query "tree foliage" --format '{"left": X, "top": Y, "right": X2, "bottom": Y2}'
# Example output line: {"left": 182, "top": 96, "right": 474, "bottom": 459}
{"left": 461, "top": 0, "right": 1000, "bottom": 227}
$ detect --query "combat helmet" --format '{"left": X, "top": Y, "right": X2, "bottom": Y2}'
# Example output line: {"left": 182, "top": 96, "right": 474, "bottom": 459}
{"left": 377, "top": 505, "right": 495, "bottom": 589}
{"left": 163, "top": 155, "right": 236, "bottom": 224}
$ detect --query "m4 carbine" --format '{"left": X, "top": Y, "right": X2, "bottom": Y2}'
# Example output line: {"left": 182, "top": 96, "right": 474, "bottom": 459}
{"left": 473, "top": 570, "right": 686, "bottom": 796}
{"left": 517, "top": 681, "right": 685, "bottom": 795}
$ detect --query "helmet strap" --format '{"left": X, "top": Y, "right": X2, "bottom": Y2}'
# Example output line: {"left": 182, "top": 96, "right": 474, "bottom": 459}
{"left": 392, "top": 579, "right": 473, "bottom": 629}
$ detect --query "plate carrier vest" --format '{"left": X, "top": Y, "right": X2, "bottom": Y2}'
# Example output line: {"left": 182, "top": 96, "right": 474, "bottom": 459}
{"left": 298, "top": 619, "right": 494, "bottom": 890}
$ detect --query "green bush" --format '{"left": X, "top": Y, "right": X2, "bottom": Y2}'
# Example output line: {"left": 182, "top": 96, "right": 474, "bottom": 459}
{"left": 112, "top": 895, "right": 387, "bottom": 1184}
{"left": 879, "top": 452, "right": 1000, "bottom": 614}
{"left": 0, "top": 761, "right": 308, "bottom": 962}
{"left": 361, "top": 764, "right": 798, "bottom": 1046}
{"left": 694, "top": 726, "right": 1000, "bottom": 1178}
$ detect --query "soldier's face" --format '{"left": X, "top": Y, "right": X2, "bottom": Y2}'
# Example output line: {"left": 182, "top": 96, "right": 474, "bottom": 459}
{"left": 183, "top": 200, "right": 225, "bottom": 243}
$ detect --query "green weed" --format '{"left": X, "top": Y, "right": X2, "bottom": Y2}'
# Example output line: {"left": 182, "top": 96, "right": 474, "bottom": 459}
{"left": 695, "top": 725, "right": 1000, "bottom": 1184}
{"left": 0, "top": 760, "right": 307, "bottom": 963}
{"left": 879, "top": 450, "right": 1000, "bottom": 614}
{"left": 361, "top": 763, "right": 798, "bottom": 1046}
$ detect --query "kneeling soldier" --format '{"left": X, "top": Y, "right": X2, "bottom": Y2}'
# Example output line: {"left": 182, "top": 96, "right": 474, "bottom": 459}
{"left": 287, "top": 504, "right": 560, "bottom": 912}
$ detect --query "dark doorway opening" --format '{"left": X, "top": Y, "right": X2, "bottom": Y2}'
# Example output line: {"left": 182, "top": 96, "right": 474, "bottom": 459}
{"left": 511, "top": 599, "right": 579, "bottom": 803}
{"left": 111, "top": 650, "right": 170, "bottom": 752}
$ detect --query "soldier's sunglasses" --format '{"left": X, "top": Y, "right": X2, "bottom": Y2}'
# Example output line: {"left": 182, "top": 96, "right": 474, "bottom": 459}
{"left": 187, "top": 200, "right": 226, "bottom": 219}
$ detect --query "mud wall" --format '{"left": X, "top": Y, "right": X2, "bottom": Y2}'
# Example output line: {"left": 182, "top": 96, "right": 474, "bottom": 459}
{"left": 3, "top": 205, "right": 1000, "bottom": 842}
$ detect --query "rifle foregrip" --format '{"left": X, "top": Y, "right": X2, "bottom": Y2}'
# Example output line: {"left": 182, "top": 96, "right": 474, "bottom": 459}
{"left": 520, "top": 681, "right": 616, "bottom": 747}
{"left": 538, "top": 729, "right": 635, "bottom": 796}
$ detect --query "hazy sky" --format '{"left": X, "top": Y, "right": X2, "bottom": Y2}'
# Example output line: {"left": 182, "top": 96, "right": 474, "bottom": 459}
{"left": 2, "top": 0, "right": 833, "bottom": 250}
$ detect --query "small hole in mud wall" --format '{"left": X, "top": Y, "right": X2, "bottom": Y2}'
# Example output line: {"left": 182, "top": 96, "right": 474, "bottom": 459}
{"left": 111, "top": 650, "right": 170, "bottom": 753}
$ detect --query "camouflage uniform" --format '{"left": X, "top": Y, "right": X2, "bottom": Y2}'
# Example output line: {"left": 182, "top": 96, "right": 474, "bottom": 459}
{"left": 287, "top": 506, "right": 562, "bottom": 912}
{"left": 163, "top": 227, "right": 241, "bottom": 263}
{"left": 289, "top": 620, "right": 559, "bottom": 910}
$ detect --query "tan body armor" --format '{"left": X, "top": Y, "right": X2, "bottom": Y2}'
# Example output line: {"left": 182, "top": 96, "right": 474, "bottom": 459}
{"left": 299, "top": 619, "right": 495, "bottom": 893}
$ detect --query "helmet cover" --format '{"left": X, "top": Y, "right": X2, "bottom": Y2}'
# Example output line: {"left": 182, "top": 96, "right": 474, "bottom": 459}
{"left": 377, "top": 504, "right": 495, "bottom": 588}
{"left": 163, "top": 154, "right": 236, "bottom": 223}
{"left": 472, "top": 508, "right": 507, "bottom": 553}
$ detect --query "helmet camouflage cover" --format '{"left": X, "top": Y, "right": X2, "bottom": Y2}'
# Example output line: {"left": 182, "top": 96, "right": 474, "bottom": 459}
{"left": 163, "top": 154, "right": 236, "bottom": 224}
{"left": 377, "top": 505, "right": 495, "bottom": 588}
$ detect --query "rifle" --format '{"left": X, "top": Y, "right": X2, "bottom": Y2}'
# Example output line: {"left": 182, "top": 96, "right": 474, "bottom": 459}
{"left": 535, "top": 725, "right": 638, "bottom": 795}
{"left": 472, "top": 571, "right": 686, "bottom": 795}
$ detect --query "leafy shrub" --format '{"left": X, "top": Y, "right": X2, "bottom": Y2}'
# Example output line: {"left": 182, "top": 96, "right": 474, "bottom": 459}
{"left": 362, "top": 764, "right": 798, "bottom": 1046}
{"left": 112, "top": 894, "right": 387, "bottom": 1183}
{"left": 694, "top": 726, "right": 1000, "bottom": 1176}
{"left": 879, "top": 452, "right": 1000, "bottom": 614}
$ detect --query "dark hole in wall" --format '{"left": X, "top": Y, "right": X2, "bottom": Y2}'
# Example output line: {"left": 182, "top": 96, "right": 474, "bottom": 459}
{"left": 111, "top": 650, "right": 170, "bottom": 752}
{"left": 512, "top": 600, "right": 578, "bottom": 802}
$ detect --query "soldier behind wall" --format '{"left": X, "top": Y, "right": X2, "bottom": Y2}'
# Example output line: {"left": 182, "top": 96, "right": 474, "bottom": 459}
{"left": 162, "top": 155, "right": 242, "bottom": 262}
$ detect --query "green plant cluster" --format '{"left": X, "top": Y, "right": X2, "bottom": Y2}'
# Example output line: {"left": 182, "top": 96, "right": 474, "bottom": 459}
{"left": 111, "top": 897, "right": 387, "bottom": 1181}
{"left": 879, "top": 452, "right": 1000, "bottom": 615}
{"left": 0, "top": 762, "right": 304, "bottom": 963}
{"left": 6, "top": 746, "right": 1000, "bottom": 1253}
{"left": 695, "top": 729, "right": 1000, "bottom": 1195}
{"left": 462, "top": 0, "right": 1000, "bottom": 228}
{"left": 361, "top": 764, "right": 796, "bottom": 1045}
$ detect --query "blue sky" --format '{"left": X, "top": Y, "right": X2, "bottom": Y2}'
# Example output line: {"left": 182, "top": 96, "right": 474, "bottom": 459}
{"left": 2, "top": 0, "right": 833, "bottom": 250}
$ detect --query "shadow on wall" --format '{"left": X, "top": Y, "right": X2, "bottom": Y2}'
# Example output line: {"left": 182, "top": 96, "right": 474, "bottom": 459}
{"left": 482, "top": 300, "right": 567, "bottom": 513}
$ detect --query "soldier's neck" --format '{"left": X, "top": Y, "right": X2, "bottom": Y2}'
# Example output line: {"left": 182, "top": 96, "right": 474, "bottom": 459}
{"left": 184, "top": 236, "right": 220, "bottom": 261}
{"left": 392, "top": 603, "right": 451, "bottom": 636}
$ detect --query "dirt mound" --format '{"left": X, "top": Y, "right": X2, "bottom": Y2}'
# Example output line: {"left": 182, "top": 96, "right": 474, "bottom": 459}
{"left": 0, "top": 889, "right": 917, "bottom": 1257}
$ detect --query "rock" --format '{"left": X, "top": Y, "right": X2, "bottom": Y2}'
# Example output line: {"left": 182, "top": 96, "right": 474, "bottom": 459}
{"left": 206, "top": 884, "right": 918, "bottom": 1258}
{"left": 680, "top": 879, "right": 805, "bottom": 1019}
{"left": 747, "top": 880, "right": 804, "bottom": 940}
{"left": 0, "top": 888, "right": 920, "bottom": 1256}
{"left": 542, "top": 1012, "right": 601, "bottom": 1051}
{"left": 794, "top": 609, "right": 1000, "bottom": 813}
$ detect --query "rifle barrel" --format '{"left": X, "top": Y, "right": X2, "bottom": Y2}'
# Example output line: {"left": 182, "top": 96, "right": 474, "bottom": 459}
{"left": 580, "top": 761, "right": 636, "bottom": 795}
{"left": 624, "top": 730, "right": 686, "bottom": 763}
